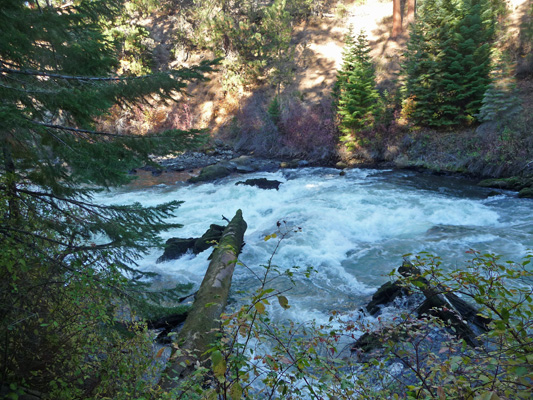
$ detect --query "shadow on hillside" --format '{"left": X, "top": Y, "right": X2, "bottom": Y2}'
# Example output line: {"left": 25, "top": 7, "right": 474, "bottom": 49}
{"left": 517, "top": 0, "right": 533, "bottom": 77}
{"left": 290, "top": 18, "right": 345, "bottom": 103}
{"left": 368, "top": 14, "right": 407, "bottom": 92}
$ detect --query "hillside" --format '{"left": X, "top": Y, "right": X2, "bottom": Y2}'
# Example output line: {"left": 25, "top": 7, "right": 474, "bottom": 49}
{"left": 113, "top": 0, "right": 532, "bottom": 175}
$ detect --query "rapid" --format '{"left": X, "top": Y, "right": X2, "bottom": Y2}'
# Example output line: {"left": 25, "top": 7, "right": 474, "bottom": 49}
{"left": 95, "top": 167, "right": 533, "bottom": 326}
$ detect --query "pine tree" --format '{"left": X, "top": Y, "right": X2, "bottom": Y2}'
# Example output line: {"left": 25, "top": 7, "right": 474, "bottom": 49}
{"left": 0, "top": 1, "right": 216, "bottom": 395}
{"left": 335, "top": 29, "right": 379, "bottom": 147}
{"left": 402, "top": 0, "right": 495, "bottom": 127}
{"left": 0, "top": 0, "right": 216, "bottom": 254}
{"left": 477, "top": 52, "right": 522, "bottom": 122}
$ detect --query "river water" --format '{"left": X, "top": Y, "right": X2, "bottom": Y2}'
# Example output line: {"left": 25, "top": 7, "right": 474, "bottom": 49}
{"left": 96, "top": 167, "right": 533, "bottom": 326}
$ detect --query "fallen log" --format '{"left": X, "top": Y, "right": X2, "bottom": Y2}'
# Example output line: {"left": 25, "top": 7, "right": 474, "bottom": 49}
{"left": 160, "top": 209, "right": 247, "bottom": 390}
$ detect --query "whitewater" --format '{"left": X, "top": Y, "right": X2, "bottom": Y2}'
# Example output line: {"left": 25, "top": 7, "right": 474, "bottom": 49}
{"left": 95, "top": 167, "right": 533, "bottom": 326}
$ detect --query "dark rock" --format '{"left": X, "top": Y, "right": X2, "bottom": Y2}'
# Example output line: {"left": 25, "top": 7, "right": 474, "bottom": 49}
{"left": 147, "top": 311, "right": 189, "bottom": 331}
{"left": 417, "top": 293, "right": 481, "bottom": 347}
{"left": 398, "top": 263, "right": 424, "bottom": 280}
{"left": 235, "top": 178, "right": 282, "bottom": 190}
{"left": 157, "top": 225, "right": 226, "bottom": 262}
{"left": 193, "top": 224, "right": 226, "bottom": 254}
{"left": 188, "top": 163, "right": 233, "bottom": 183}
{"left": 366, "top": 281, "right": 407, "bottom": 315}
{"left": 147, "top": 308, "right": 191, "bottom": 343}
{"left": 339, "top": 170, "right": 346, "bottom": 176}
{"left": 157, "top": 238, "right": 197, "bottom": 263}
{"left": 351, "top": 332, "right": 383, "bottom": 356}
{"left": 487, "top": 190, "right": 502, "bottom": 197}
{"left": 518, "top": 187, "right": 533, "bottom": 198}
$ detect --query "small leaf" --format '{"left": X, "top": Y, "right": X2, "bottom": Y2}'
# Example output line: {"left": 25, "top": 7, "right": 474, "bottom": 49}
{"left": 211, "top": 350, "right": 226, "bottom": 380}
{"left": 230, "top": 382, "right": 243, "bottom": 400}
{"left": 255, "top": 302, "right": 266, "bottom": 314}
{"left": 277, "top": 295, "right": 290, "bottom": 309}
{"left": 474, "top": 391, "right": 500, "bottom": 400}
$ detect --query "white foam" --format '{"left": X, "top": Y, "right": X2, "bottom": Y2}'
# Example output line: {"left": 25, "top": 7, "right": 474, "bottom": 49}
{"left": 93, "top": 168, "right": 533, "bottom": 322}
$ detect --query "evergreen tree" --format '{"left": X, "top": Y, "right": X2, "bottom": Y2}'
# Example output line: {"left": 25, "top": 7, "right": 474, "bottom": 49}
{"left": 335, "top": 29, "right": 379, "bottom": 147}
{"left": 477, "top": 52, "right": 522, "bottom": 122}
{"left": 402, "top": 0, "right": 495, "bottom": 127}
{"left": 0, "top": 0, "right": 215, "bottom": 396}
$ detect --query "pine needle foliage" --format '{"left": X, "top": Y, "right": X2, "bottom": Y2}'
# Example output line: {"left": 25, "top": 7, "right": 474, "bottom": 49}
{"left": 0, "top": 0, "right": 217, "bottom": 256}
{"left": 0, "top": 1, "right": 216, "bottom": 396}
{"left": 335, "top": 28, "right": 379, "bottom": 147}
{"left": 402, "top": 0, "right": 495, "bottom": 127}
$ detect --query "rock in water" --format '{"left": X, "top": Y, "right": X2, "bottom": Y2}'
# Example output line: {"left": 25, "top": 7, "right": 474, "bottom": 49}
{"left": 235, "top": 178, "right": 282, "bottom": 190}
{"left": 366, "top": 281, "right": 406, "bottom": 315}
{"left": 193, "top": 224, "right": 226, "bottom": 254}
{"left": 157, "top": 238, "right": 197, "bottom": 263}
{"left": 188, "top": 164, "right": 232, "bottom": 183}
{"left": 157, "top": 224, "right": 227, "bottom": 262}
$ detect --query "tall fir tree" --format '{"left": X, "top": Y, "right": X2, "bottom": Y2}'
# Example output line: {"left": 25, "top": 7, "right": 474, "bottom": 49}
{"left": 0, "top": 0, "right": 216, "bottom": 396}
{"left": 335, "top": 28, "right": 379, "bottom": 147}
{"left": 402, "top": 0, "right": 495, "bottom": 127}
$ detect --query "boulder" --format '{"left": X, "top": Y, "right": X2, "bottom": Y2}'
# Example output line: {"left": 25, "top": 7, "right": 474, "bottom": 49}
{"left": 188, "top": 163, "right": 233, "bottom": 183}
{"left": 518, "top": 187, "right": 533, "bottom": 198}
{"left": 335, "top": 161, "right": 348, "bottom": 169}
{"left": 366, "top": 281, "right": 406, "bottom": 315}
{"left": 235, "top": 178, "right": 282, "bottom": 190}
{"left": 229, "top": 155, "right": 258, "bottom": 173}
{"left": 157, "top": 238, "right": 197, "bottom": 263}
{"left": 157, "top": 224, "right": 226, "bottom": 263}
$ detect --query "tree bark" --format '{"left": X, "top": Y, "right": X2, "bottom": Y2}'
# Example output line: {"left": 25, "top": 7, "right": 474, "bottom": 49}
{"left": 391, "top": 0, "right": 403, "bottom": 39}
{"left": 160, "top": 209, "right": 247, "bottom": 390}
{"left": 406, "top": 0, "right": 416, "bottom": 27}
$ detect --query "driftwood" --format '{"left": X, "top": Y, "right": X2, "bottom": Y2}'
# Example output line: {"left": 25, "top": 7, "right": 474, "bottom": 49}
{"left": 160, "top": 209, "right": 247, "bottom": 390}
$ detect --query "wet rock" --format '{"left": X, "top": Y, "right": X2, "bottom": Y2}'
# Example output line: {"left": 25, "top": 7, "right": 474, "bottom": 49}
{"left": 188, "top": 163, "right": 233, "bottom": 183}
{"left": 366, "top": 281, "right": 407, "bottom": 315}
{"left": 518, "top": 187, "right": 533, "bottom": 198}
{"left": 157, "top": 238, "right": 197, "bottom": 262}
{"left": 157, "top": 225, "right": 226, "bottom": 262}
{"left": 359, "top": 262, "right": 488, "bottom": 348}
{"left": 147, "top": 310, "right": 190, "bottom": 343}
{"left": 236, "top": 178, "right": 282, "bottom": 190}
{"left": 193, "top": 224, "right": 226, "bottom": 254}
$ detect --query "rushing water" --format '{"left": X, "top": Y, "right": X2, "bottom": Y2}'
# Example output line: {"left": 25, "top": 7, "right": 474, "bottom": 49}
{"left": 95, "top": 167, "right": 533, "bottom": 325}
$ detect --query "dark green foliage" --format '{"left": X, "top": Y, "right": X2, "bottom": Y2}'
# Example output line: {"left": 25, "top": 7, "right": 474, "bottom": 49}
{"left": 402, "top": 0, "right": 495, "bottom": 127}
{"left": 268, "top": 96, "right": 282, "bottom": 123}
{"left": 477, "top": 53, "right": 522, "bottom": 122}
{"left": 335, "top": 28, "right": 379, "bottom": 147}
{"left": 0, "top": 0, "right": 215, "bottom": 397}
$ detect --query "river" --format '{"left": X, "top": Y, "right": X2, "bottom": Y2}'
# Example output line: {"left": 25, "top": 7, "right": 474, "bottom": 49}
{"left": 95, "top": 167, "right": 533, "bottom": 326}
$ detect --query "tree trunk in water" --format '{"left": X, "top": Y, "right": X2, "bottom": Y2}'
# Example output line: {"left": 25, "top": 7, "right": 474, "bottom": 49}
{"left": 406, "top": 0, "right": 416, "bottom": 27}
{"left": 160, "top": 209, "right": 247, "bottom": 390}
{"left": 391, "top": 0, "right": 403, "bottom": 39}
